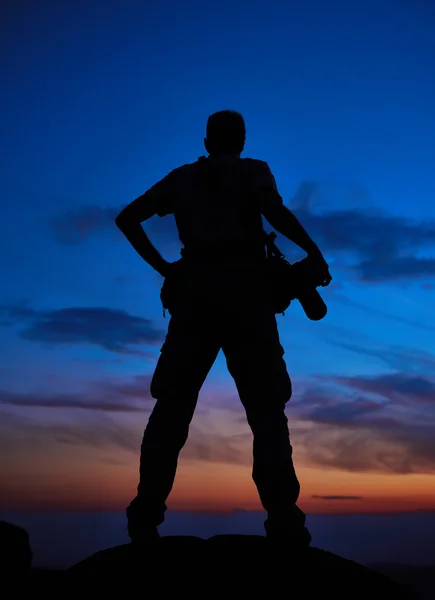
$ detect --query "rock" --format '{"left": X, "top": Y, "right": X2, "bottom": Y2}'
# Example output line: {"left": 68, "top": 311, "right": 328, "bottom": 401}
{"left": 66, "top": 534, "right": 416, "bottom": 598}
{"left": 0, "top": 521, "right": 32, "bottom": 575}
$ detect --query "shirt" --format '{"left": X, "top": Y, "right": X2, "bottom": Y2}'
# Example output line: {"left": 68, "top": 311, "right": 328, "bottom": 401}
{"left": 148, "top": 155, "right": 284, "bottom": 249}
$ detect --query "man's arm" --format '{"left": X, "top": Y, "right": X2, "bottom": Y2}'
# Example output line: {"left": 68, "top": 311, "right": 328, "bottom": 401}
{"left": 115, "top": 171, "right": 176, "bottom": 277}
{"left": 254, "top": 162, "right": 320, "bottom": 255}
{"left": 262, "top": 198, "right": 320, "bottom": 256}
{"left": 255, "top": 161, "right": 331, "bottom": 283}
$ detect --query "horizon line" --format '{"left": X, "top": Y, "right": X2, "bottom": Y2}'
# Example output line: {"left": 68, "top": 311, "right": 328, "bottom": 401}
{"left": 2, "top": 507, "right": 435, "bottom": 517}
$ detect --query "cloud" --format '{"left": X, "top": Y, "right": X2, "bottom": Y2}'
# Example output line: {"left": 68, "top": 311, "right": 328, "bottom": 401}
{"left": 295, "top": 417, "right": 435, "bottom": 475}
{"left": 330, "top": 373, "right": 435, "bottom": 404}
{"left": 0, "top": 303, "right": 165, "bottom": 354}
{"left": 357, "top": 256, "right": 435, "bottom": 283}
{"left": 2, "top": 365, "right": 435, "bottom": 476}
{"left": 320, "top": 324, "right": 435, "bottom": 374}
{"left": 180, "top": 424, "right": 251, "bottom": 466}
{"left": 289, "top": 371, "right": 435, "bottom": 475}
{"left": 296, "top": 394, "right": 387, "bottom": 424}
{"left": 290, "top": 202, "right": 435, "bottom": 283}
{"left": 0, "top": 410, "right": 142, "bottom": 456}
{"left": 0, "top": 374, "right": 154, "bottom": 413}
{"left": 50, "top": 203, "right": 180, "bottom": 248}
{"left": 2, "top": 292, "right": 434, "bottom": 479}
{"left": 0, "top": 391, "right": 144, "bottom": 413}
{"left": 51, "top": 206, "right": 119, "bottom": 245}
{"left": 0, "top": 397, "right": 249, "bottom": 467}
{"left": 74, "top": 368, "right": 435, "bottom": 475}
{"left": 329, "top": 292, "right": 435, "bottom": 333}
{"left": 50, "top": 181, "right": 435, "bottom": 285}
{"left": 312, "top": 495, "right": 364, "bottom": 500}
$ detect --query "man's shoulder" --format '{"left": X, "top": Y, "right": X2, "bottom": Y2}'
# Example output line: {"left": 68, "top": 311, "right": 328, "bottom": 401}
{"left": 166, "top": 160, "right": 201, "bottom": 181}
{"left": 165, "top": 157, "right": 273, "bottom": 183}
{"left": 241, "top": 158, "right": 274, "bottom": 177}
{"left": 241, "top": 158, "right": 270, "bottom": 168}
{"left": 170, "top": 157, "right": 270, "bottom": 168}
{"left": 240, "top": 158, "right": 276, "bottom": 187}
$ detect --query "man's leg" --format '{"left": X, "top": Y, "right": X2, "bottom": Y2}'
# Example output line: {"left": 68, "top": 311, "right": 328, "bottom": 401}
{"left": 222, "top": 304, "right": 311, "bottom": 545}
{"left": 127, "top": 303, "right": 220, "bottom": 542}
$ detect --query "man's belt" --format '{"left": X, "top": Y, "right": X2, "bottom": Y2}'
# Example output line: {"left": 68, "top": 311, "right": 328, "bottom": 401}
{"left": 180, "top": 241, "right": 266, "bottom": 264}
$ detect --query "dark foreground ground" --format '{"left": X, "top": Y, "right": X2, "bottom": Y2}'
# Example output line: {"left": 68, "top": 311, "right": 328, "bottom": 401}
{"left": 3, "top": 524, "right": 434, "bottom": 599}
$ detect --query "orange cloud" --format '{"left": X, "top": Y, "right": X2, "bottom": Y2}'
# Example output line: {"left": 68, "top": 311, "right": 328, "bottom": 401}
{"left": 2, "top": 363, "right": 435, "bottom": 514}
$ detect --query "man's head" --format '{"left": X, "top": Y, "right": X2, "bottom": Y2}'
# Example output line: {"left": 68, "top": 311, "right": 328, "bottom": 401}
{"left": 204, "top": 110, "right": 246, "bottom": 156}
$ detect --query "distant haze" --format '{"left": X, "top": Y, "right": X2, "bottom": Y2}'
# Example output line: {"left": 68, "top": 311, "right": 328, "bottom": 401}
{"left": 1, "top": 510, "right": 434, "bottom": 570}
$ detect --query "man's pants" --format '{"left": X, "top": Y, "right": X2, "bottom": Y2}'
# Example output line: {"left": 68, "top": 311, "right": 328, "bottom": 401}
{"left": 131, "top": 268, "right": 307, "bottom": 533}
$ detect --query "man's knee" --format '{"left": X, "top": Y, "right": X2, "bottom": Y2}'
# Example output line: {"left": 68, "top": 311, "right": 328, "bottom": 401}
{"left": 230, "top": 348, "right": 292, "bottom": 405}
{"left": 277, "top": 369, "right": 292, "bottom": 404}
{"left": 145, "top": 395, "right": 196, "bottom": 435}
{"left": 262, "top": 342, "right": 292, "bottom": 403}
{"left": 246, "top": 402, "right": 290, "bottom": 441}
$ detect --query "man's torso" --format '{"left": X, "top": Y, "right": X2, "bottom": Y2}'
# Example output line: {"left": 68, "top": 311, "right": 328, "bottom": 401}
{"left": 156, "top": 155, "right": 277, "bottom": 253}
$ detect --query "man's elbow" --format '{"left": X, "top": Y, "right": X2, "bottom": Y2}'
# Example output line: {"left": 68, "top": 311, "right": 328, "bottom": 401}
{"left": 115, "top": 212, "right": 125, "bottom": 230}
{"left": 115, "top": 209, "right": 132, "bottom": 232}
{"left": 115, "top": 193, "right": 158, "bottom": 230}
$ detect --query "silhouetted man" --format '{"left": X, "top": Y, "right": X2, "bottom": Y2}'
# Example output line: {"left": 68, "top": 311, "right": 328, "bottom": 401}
{"left": 116, "top": 110, "right": 330, "bottom": 546}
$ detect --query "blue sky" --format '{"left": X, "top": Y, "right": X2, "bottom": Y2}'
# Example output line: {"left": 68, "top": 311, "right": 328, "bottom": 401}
{"left": 1, "top": 0, "right": 435, "bottom": 516}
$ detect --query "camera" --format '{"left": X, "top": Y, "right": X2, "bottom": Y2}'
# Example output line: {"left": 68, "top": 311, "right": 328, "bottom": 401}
{"left": 265, "top": 233, "right": 330, "bottom": 320}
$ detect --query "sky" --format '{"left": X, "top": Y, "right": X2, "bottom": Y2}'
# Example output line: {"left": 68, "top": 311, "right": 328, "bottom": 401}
{"left": 1, "top": 0, "right": 435, "bottom": 526}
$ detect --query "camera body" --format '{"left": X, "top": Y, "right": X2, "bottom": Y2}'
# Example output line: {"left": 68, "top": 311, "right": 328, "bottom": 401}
{"left": 265, "top": 233, "right": 329, "bottom": 320}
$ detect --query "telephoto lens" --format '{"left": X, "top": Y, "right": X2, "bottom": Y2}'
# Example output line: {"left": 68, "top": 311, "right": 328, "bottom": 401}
{"left": 297, "top": 288, "right": 327, "bottom": 320}
{"left": 292, "top": 256, "right": 328, "bottom": 320}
